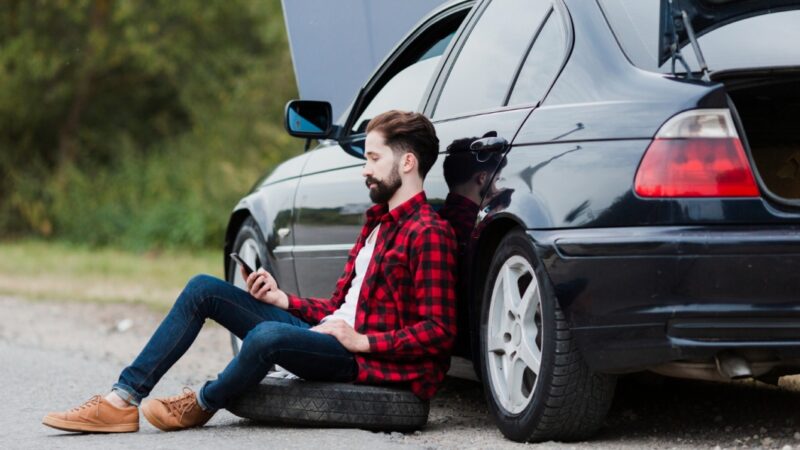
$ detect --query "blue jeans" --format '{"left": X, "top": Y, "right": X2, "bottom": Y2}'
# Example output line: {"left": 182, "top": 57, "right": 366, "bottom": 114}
{"left": 112, "top": 274, "right": 357, "bottom": 411}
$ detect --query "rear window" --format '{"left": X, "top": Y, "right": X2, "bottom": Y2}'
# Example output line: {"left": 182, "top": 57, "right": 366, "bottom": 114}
{"left": 597, "top": 0, "right": 800, "bottom": 73}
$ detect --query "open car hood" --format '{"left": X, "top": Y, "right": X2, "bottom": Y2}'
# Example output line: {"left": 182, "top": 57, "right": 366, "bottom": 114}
{"left": 659, "top": 0, "right": 800, "bottom": 66}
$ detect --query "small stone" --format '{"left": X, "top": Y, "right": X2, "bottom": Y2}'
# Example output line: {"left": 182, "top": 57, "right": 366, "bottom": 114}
{"left": 753, "top": 434, "right": 759, "bottom": 440}
{"left": 795, "top": 431, "right": 800, "bottom": 441}
{"left": 115, "top": 318, "right": 133, "bottom": 333}
{"left": 725, "top": 426, "right": 733, "bottom": 433}
{"left": 390, "top": 432, "right": 402, "bottom": 439}
{"left": 782, "top": 445, "right": 792, "bottom": 450}
{"left": 762, "top": 437, "right": 774, "bottom": 447}
{"left": 712, "top": 445, "right": 721, "bottom": 450}
{"left": 761, "top": 426, "right": 768, "bottom": 434}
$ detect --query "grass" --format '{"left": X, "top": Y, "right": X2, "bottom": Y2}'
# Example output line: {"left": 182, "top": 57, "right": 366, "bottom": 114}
{"left": 0, "top": 239, "right": 223, "bottom": 311}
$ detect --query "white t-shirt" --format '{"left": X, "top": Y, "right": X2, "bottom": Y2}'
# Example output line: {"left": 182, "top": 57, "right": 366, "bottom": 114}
{"left": 319, "top": 225, "right": 380, "bottom": 327}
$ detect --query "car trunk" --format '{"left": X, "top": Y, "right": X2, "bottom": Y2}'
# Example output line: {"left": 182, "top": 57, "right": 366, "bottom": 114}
{"left": 720, "top": 72, "right": 800, "bottom": 201}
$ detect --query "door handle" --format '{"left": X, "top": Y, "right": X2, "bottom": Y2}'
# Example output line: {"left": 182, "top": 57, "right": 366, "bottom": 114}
{"left": 470, "top": 136, "right": 509, "bottom": 154}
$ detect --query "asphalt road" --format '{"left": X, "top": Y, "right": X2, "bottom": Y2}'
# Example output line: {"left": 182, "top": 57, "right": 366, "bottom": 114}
{"left": 3, "top": 295, "right": 800, "bottom": 449}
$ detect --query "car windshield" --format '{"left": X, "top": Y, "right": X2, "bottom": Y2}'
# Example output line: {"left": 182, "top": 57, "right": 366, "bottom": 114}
{"left": 597, "top": 0, "right": 800, "bottom": 74}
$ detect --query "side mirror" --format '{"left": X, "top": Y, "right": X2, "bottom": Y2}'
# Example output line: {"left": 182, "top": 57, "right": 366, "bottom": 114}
{"left": 284, "top": 100, "right": 333, "bottom": 139}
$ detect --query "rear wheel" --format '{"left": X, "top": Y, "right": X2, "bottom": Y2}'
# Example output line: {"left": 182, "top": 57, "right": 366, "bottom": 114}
{"left": 227, "top": 216, "right": 270, "bottom": 356}
{"left": 479, "top": 229, "right": 616, "bottom": 442}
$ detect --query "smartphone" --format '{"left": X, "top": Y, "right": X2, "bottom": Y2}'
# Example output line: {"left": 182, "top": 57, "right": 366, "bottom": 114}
{"left": 230, "top": 252, "right": 255, "bottom": 277}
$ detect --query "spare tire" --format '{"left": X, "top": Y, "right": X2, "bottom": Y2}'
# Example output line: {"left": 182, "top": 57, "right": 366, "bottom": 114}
{"left": 227, "top": 378, "right": 430, "bottom": 432}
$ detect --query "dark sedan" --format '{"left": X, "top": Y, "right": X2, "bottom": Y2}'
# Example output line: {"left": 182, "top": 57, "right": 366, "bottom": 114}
{"left": 223, "top": 0, "right": 800, "bottom": 442}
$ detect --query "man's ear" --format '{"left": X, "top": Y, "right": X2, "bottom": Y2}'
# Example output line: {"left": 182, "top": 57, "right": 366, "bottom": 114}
{"left": 402, "top": 152, "right": 418, "bottom": 175}
{"left": 476, "top": 171, "right": 489, "bottom": 186}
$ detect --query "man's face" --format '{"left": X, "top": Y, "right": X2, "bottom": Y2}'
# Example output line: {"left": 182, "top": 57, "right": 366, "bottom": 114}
{"left": 363, "top": 131, "right": 402, "bottom": 204}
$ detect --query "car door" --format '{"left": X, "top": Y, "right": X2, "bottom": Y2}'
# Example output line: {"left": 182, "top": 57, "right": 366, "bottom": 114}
{"left": 422, "top": 0, "right": 573, "bottom": 355}
{"left": 427, "top": 0, "right": 564, "bottom": 175}
{"left": 291, "top": 2, "right": 473, "bottom": 297}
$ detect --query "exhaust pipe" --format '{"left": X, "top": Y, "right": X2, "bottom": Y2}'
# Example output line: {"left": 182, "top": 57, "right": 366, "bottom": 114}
{"left": 715, "top": 351, "right": 752, "bottom": 379}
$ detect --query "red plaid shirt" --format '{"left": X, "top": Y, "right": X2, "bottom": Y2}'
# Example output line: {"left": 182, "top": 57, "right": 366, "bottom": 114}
{"left": 286, "top": 191, "right": 458, "bottom": 400}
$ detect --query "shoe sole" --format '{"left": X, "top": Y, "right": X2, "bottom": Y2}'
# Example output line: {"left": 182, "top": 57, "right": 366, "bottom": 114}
{"left": 42, "top": 416, "right": 138, "bottom": 433}
{"left": 141, "top": 401, "right": 180, "bottom": 432}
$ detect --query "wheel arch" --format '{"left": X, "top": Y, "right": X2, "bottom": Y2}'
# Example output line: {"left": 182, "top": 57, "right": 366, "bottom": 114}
{"left": 224, "top": 207, "right": 254, "bottom": 280}
{"left": 467, "top": 215, "right": 525, "bottom": 361}
{"left": 224, "top": 193, "right": 275, "bottom": 281}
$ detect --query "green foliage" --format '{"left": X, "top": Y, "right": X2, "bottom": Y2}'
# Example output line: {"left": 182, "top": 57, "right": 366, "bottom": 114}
{"left": 0, "top": 0, "right": 300, "bottom": 249}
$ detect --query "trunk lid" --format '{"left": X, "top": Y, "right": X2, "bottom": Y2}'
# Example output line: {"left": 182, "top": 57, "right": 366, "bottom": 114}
{"left": 658, "top": 0, "right": 800, "bottom": 66}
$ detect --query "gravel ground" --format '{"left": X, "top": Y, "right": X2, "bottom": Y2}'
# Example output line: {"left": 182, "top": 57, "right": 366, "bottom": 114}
{"left": 2, "top": 294, "right": 800, "bottom": 449}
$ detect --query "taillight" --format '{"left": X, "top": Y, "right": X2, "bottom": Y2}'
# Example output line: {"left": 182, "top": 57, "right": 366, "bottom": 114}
{"left": 634, "top": 109, "right": 759, "bottom": 198}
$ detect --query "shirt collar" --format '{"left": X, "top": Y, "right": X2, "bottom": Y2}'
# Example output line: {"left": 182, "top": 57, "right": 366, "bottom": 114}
{"left": 366, "top": 191, "right": 428, "bottom": 224}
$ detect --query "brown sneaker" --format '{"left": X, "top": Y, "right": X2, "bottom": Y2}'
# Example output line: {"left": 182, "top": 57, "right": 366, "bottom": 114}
{"left": 141, "top": 387, "right": 214, "bottom": 431}
{"left": 42, "top": 395, "right": 139, "bottom": 433}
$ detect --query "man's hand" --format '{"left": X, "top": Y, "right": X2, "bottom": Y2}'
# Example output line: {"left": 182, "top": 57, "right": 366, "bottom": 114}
{"left": 244, "top": 267, "right": 289, "bottom": 309}
{"left": 311, "top": 319, "right": 370, "bottom": 353}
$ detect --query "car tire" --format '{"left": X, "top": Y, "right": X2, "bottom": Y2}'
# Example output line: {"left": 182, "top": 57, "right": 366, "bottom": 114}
{"left": 227, "top": 378, "right": 430, "bottom": 432}
{"left": 478, "top": 229, "right": 616, "bottom": 442}
{"left": 227, "top": 216, "right": 271, "bottom": 356}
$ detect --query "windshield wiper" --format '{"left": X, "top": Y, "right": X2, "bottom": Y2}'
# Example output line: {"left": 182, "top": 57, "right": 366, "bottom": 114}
{"left": 667, "top": 0, "right": 710, "bottom": 81}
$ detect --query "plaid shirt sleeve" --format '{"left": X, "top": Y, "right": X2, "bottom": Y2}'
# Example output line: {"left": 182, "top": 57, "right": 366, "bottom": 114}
{"left": 284, "top": 232, "right": 366, "bottom": 324}
{"left": 285, "top": 293, "right": 338, "bottom": 324}
{"left": 365, "top": 223, "right": 457, "bottom": 358}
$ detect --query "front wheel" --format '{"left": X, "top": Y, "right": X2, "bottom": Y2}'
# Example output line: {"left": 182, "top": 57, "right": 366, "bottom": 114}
{"left": 479, "top": 229, "right": 616, "bottom": 442}
{"left": 227, "top": 216, "right": 270, "bottom": 356}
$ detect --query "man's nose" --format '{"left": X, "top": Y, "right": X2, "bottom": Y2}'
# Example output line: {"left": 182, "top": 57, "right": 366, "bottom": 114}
{"left": 362, "top": 164, "right": 371, "bottom": 177}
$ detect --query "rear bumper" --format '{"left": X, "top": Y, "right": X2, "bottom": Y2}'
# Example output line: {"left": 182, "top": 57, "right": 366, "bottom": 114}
{"left": 529, "top": 225, "right": 800, "bottom": 373}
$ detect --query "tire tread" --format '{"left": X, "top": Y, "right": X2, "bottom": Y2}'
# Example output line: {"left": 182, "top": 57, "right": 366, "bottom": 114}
{"left": 227, "top": 378, "right": 430, "bottom": 432}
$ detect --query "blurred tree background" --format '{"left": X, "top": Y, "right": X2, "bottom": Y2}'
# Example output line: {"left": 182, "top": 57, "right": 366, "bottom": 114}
{"left": 0, "top": 0, "right": 299, "bottom": 250}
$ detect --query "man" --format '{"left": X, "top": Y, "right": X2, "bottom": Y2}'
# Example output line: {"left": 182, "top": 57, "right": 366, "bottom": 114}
{"left": 42, "top": 110, "right": 458, "bottom": 433}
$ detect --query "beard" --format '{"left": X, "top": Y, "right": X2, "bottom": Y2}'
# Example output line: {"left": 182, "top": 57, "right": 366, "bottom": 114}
{"left": 365, "top": 162, "right": 402, "bottom": 204}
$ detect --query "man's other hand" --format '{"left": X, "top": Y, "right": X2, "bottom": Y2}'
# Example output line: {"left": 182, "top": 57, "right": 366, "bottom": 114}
{"left": 245, "top": 268, "right": 289, "bottom": 309}
{"left": 311, "top": 319, "right": 370, "bottom": 353}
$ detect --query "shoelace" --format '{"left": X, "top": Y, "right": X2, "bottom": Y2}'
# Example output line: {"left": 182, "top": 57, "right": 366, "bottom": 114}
{"left": 164, "top": 387, "right": 198, "bottom": 422}
{"left": 69, "top": 395, "right": 103, "bottom": 418}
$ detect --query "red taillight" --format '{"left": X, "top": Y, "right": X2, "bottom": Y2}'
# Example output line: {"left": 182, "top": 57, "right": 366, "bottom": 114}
{"left": 634, "top": 110, "right": 759, "bottom": 198}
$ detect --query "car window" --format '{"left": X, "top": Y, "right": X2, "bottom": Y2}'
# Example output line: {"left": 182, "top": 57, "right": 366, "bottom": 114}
{"left": 352, "top": 31, "right": 456, "bottom": 133}
{"left": 433, "top": 0, "right": 551, "bottom": 119}
{"left": 507, "top": 9, "right": 565, "bottom": 106}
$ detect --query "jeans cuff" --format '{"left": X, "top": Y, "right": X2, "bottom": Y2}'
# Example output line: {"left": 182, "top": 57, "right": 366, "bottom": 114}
{"left": 111, "top": 383, "right": 142, "bottom": 406}
{"left": 197, "top": 383, "right": 217, "bottom": 412}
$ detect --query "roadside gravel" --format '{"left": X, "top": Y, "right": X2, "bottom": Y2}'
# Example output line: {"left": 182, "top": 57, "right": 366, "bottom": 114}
{"left": 2, "top": 295, "right": 800, "bottom": 449}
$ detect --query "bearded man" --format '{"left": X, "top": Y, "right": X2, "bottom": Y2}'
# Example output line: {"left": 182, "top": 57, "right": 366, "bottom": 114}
{"left": 42, "top": 110, "right": 458, "bottom": 433}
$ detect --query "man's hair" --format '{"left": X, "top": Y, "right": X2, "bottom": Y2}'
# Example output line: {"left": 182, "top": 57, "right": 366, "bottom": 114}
{"left": 366, "top": 110, "right": 439, "bottom": 179}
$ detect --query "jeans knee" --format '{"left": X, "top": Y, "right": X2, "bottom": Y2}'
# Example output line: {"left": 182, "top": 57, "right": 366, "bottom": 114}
{"left": 176, "top": 274, "right": 221, "bottom": 309}
{"left": 241, "top": 322, "right": 293, "bottom": 356}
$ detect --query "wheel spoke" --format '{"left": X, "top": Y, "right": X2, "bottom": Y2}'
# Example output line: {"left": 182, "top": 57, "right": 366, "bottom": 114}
{"left": 487, "top": 331, "right": 505, "bottom": 354}
{"left": 504, "top": 355, "right": 516, "bottom": 404}
{"left": 518, "top": 340, "right": 542, "bottom": 375}
{"left": 508, "top": 360, "right": 527, "bottom": 408}
{"left": 502, "top": 265, "right": 521, "bottom": 313}
{"left": 519, "top": 278, "right": 538, "bottom": 317}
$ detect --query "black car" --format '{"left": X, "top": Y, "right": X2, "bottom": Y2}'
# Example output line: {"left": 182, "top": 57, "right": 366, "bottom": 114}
{"left": 223, "top": 0, "right": 800, "bottom": 442}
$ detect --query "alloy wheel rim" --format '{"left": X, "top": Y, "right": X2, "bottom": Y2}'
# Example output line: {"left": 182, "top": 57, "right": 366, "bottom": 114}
{"left": 233, "top": 237, "right": 260, "bottom": 290}
{"left": 232, "top": 237, "right": 261, "bottom": 352}
{"left": 486, "top": 255, "right": 543, "bottom": 414}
